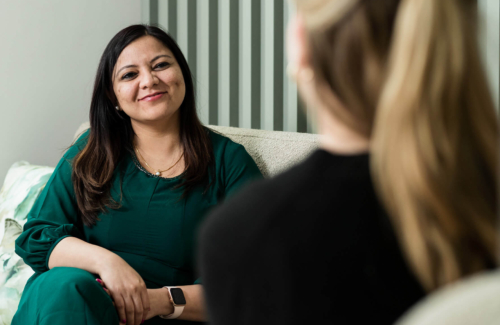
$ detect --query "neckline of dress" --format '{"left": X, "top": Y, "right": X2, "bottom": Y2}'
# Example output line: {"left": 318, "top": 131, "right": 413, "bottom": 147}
{"left": 130, "top": 151, "right": 184, "bottom": 181}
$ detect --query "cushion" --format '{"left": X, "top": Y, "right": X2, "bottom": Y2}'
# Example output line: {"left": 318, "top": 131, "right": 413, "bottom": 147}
{"left": 396, "top": 270, "right": 500, "bottom": 325}
{"left": 0, "top": 161, "right": 54, "bottom": 325}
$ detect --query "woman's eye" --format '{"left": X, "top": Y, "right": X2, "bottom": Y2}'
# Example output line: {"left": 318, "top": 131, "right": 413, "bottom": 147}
{"left": 154, "top": 62, "right": 170, "bottom": 69}
{"left": 122, "top": 72, "right": 136, "bottom": 80}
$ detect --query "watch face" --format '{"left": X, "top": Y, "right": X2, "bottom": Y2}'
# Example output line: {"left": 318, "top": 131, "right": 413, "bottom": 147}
{"left": 170, "top": 288, "right": 186, "bottom": 305}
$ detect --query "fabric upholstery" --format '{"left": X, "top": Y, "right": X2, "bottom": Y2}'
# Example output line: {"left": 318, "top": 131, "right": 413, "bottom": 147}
{"left": 396, "top": 270, "right": 500, "bottom": 325}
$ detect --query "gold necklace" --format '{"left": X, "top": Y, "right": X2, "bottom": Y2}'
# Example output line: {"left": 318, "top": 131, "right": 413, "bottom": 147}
{"left": 135, "top": 147, "right": 184, "bottom": 177}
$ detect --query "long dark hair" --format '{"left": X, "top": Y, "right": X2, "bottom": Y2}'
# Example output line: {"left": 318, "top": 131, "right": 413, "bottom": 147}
{"left": 73, "top": 25, "right": 213, "bottom": 227}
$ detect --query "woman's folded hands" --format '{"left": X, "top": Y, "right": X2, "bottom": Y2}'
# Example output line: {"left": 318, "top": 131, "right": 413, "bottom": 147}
{"left": 96, "top": 255, "right": 150, "bottom": 325}
{"left": 97, "top": 276, "right": 175, "bottom": 324}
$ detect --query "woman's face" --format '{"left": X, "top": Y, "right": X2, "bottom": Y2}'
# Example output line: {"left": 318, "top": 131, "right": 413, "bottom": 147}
{"left": 112, "top": 35, "right": 186, "bottom": 126}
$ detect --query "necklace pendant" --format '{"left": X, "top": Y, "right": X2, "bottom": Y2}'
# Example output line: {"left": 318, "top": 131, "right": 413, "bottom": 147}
{"left": 155, "top": 171, "right": 161, "bottom": 176}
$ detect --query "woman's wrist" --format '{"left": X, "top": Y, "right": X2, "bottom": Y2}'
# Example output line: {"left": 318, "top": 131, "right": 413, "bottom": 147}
{"left": 149, "top": 288, "right": 174, "bottom": 317}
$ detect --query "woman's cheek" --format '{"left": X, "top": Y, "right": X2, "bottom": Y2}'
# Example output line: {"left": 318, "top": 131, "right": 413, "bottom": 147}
{"left": 166, "top": 67, "right": 184, "bottom": 84}
{"left": 121, "top": 85, "right": 137, "bottom": 104}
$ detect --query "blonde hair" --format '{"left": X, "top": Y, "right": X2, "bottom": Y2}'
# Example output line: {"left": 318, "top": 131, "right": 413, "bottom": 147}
{"left": 294, "top": 0, "right": 499, "bottom": 290}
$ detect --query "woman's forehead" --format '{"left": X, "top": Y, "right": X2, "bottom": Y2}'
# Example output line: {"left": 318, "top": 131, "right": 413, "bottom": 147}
{"left": 117, "top": 36, "right": 174, "bottom": 65}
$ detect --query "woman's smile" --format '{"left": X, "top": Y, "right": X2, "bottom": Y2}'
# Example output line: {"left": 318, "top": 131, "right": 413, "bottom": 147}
{"left": 139, "top": 91, "right": 167, "bottom": 102}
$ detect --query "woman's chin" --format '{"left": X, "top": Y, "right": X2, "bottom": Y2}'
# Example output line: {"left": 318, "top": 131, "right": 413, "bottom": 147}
{"left": 132, "top": 111, "right": 179, "bottom": 126}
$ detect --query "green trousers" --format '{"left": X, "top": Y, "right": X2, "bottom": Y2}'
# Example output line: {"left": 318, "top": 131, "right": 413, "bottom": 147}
{"left": 12, "top": 267, "right": 119, "bottom": 325}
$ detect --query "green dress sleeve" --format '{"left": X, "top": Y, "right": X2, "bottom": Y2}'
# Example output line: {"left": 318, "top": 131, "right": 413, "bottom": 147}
{"left": 15, "top": 131, "right": 89, "bottom": 274}
{"left": 221, "top": 142, "right": 262, "bottom": 199}
{"left": 194, "top": 135, "right": 263, "bottom": 284}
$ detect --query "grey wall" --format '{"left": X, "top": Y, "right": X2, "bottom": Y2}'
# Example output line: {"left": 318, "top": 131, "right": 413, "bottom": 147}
{"left": 0, "top": 0, "right": 141, "bottom": 185}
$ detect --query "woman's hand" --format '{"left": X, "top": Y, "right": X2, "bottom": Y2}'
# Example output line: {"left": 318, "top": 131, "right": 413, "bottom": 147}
{"left": 96, "top": 255, "right": 150, "bottom": 325}
{"left": 98, "top": 283, "right": 173, "bottom": 322}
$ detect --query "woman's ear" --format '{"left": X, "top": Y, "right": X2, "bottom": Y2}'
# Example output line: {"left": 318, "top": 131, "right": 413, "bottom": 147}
{"left": 286, "top": 13, "right": 310, "bottom": 76}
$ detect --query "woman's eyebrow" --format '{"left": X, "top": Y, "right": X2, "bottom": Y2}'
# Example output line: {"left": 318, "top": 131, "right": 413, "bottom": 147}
{"left": 115, "top": 54, "right": 173, "bottom": 78}
{"left": 115, "top": 64, "right": 137, "bottom": 77}
{"left": 150, "top": 54, "right": 172, "bottom": 63}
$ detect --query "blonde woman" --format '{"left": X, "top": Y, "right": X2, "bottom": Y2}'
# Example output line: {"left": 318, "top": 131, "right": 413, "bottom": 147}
{"left": 199, "top": 0, "right": 499, "bottom": 324}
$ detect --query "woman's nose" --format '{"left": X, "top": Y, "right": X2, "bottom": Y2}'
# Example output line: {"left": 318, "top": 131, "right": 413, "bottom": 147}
{"left": 140, "top": 71, "right": 159, "bottom": 89}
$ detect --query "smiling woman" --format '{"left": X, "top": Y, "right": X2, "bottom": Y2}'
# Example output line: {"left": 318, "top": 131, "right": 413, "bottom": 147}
{"left": 112, "top": 36, "right": 187, "bottom": 178}
{"left": 11, "top": 25, "right": 262, "bottom": 325}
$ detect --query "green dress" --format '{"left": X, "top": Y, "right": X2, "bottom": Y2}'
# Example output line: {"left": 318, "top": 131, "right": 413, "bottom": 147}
{"left": 12, "top": 128, "right": 262, "bottom": 325}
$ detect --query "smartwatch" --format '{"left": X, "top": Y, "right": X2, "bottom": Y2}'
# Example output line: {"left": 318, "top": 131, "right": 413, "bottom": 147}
{"left": 159, "top": 287, "right": 186, "bottom": 319}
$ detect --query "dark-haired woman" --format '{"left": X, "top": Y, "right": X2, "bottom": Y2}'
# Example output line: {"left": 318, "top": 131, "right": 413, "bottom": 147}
{"left": 12, "top": 25, "right": 261, "bottom": 325}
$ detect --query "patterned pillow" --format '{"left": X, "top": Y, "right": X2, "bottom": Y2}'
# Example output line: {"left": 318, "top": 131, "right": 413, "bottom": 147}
{"left": 0, "top": 161, "right": 54, "bottom": 325}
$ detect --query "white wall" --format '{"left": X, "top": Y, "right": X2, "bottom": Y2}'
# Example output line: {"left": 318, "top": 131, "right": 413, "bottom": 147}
{"left": 0, "top": 0, "right": 141, "bottom": 185}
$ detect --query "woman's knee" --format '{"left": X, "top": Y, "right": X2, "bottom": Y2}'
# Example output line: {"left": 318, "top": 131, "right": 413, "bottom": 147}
{"left": 13, "top": 267, "right": 116, "bottom": 325}
{"left": 40, "top": 267, "right": 95, "bottom": 284}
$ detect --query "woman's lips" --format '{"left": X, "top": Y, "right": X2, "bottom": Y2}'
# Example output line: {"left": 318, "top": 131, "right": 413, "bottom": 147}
{"left": 140, "top": 92, "right": 166, "bottom": 102}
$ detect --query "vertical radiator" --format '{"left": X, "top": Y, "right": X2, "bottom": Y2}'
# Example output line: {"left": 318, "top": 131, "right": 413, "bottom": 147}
{"left": 141, "top": 0, "right": 314, "bottom": 133}
{"left": 141, "top": 0, "right": 499, "bottom": 130}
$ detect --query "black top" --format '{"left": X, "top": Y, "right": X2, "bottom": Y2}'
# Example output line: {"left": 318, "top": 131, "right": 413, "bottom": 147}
{"left": 198, "top": 149, "right": 425, "bottom": 325}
